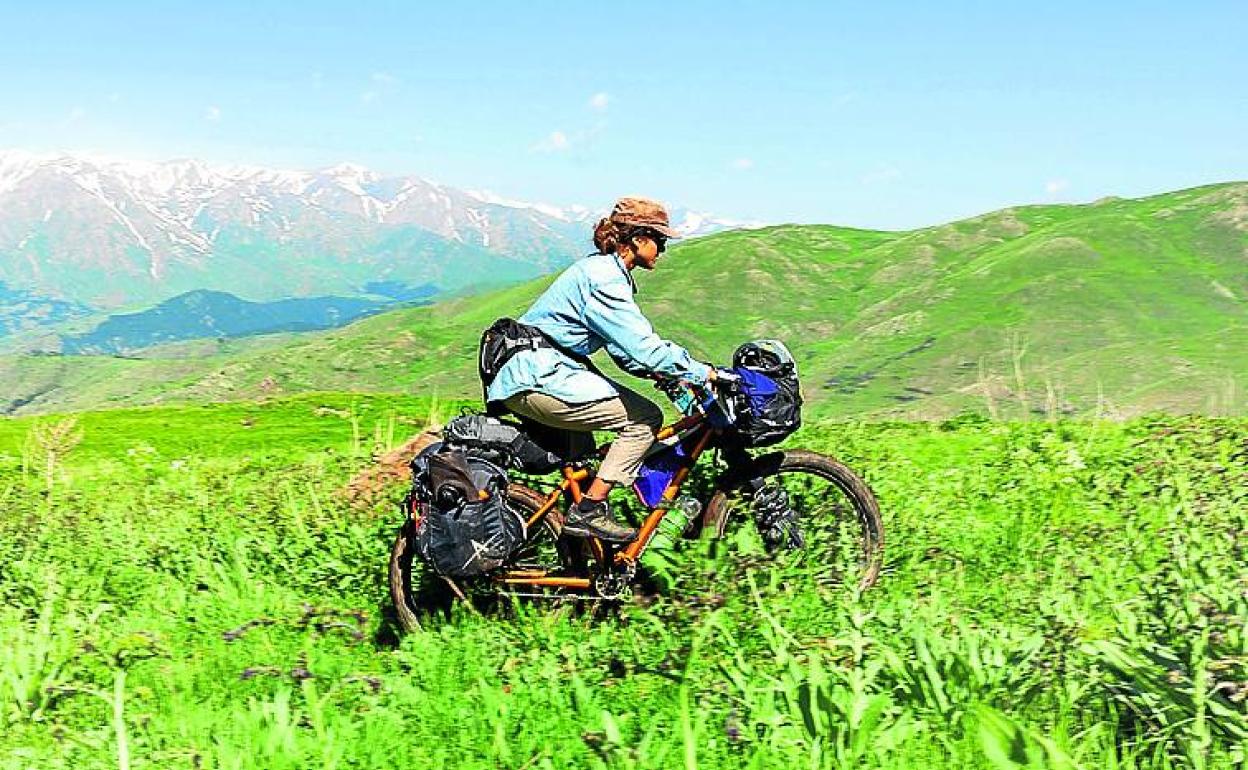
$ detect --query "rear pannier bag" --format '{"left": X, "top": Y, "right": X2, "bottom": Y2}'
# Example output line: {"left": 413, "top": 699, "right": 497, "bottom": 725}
{"left": 408, "top": 443, "right": 526, "bottom": 577}
{"left": 729, "top": 340, "right": 803, "bottom": 448}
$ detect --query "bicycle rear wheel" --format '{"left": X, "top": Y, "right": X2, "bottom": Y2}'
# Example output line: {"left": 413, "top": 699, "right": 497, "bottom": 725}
{"left": 389, "top": 483, "right": 563, "bottom": 633}
{"left": 704, "top": 449, "right": 883, "bottom": 591}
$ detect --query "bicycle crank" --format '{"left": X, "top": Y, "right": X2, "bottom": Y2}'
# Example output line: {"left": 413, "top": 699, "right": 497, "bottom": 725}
{"left": 592, "top": 562, "right": 637, "bottom": 600}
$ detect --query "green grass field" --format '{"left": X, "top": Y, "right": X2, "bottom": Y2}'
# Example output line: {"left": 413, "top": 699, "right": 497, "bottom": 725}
{"left": 2, "top": 396, "right": 1244, "bottom": 768}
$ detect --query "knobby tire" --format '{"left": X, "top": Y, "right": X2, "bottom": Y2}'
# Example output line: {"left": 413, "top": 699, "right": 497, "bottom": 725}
{"left": 703, "top": 448, "right": 884, "bottom": 590}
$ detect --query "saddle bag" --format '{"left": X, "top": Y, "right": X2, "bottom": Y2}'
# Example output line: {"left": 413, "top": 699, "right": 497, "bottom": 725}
{"left": 407, "top": 442, "right": 526, "bottom": 577}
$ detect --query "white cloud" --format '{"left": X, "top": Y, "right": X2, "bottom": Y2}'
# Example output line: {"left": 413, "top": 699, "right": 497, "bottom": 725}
{"left": 861, "top": 165, "right": 902, "bottom": 185}
{"left": 205, "top": 105, "right": 222, "bottom": 122}
{"left": 729, "top": 157, "right": 754, "bottom": 171}
{"left": 533, "top": 130, "right": 571, "bottom": 153}
{"left": 1045, "top": 179, "right": 1069, "bottom": 195}
{"left": 589, "top": 92, "right": 610, "bottom": 112}
{"left": 360, "top": 72, "right": 400, "bottom": 105}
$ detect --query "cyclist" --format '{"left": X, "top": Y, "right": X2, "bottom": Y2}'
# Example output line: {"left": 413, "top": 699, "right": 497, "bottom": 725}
{"left": 485, "top": 197, "right": 715, "bottom": 543}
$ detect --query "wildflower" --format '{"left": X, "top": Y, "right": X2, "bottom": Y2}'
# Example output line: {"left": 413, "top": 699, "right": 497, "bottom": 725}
{"left": 290, "top": 666, "right": 314, "bottom": 682}
{"left": 222, "top": 618, "right": 275, "bottom": 642}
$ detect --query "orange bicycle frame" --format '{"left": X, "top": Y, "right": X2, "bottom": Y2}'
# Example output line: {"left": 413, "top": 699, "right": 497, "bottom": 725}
{"left": 493, "top": 410, "right": 716, "bottom": 591}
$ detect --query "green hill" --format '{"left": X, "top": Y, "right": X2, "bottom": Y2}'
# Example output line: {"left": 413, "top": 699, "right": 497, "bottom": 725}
{"left": 2, "top": 182, "right": 1245, "bottom": 417}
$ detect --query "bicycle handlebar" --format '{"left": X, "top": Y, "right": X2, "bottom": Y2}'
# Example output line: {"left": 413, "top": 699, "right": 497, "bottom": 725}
{"left": 655, "top": 368, "right": 740, "bottom": 427}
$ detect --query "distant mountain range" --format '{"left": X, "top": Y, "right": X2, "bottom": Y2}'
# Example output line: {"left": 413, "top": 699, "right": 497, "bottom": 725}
{"left": 0, "top": 150, "right": 753, "bottom": 347}
{"left": 57, "top": 289, "right": 418, "bottom": 354}
{"left": 2, "top": 182, "right": 1244, "bottom": 418}
{"left": 0, "top": 280, "right": 93, "bottom": 336}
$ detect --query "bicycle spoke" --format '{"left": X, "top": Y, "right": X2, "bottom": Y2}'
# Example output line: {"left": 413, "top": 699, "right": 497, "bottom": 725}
{"left": 715, "top": 457, "right": 882, "bottom": 595}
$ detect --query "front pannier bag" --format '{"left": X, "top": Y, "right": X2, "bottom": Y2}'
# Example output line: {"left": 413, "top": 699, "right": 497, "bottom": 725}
{"left": 408, "top": 443, "right": 526, "bottom": 577}
{"left": 729, "top": 339, "right": 803, "bottom": 447}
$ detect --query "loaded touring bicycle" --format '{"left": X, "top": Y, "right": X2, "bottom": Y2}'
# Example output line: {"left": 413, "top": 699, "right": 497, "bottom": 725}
{"left": 389, "top": 340, "right": 883, "bottom": 631}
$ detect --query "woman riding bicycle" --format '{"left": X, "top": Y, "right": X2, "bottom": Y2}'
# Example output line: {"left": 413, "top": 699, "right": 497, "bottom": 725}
{"left": 484, "top": 197, "right": 716, "bottom": 544}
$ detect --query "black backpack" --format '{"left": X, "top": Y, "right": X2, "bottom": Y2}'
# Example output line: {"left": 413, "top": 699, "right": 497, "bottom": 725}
{"left": 478, "top": 318, "right": 600, "bottom": 416}
{"left": 728, "top": 340, "right": 803, "bottom": 448}
{"left": 408, "top": 443, "right": 526, "bottom": 577}
{"left": 478, "top": 318, "right": 551, "bottom": 416}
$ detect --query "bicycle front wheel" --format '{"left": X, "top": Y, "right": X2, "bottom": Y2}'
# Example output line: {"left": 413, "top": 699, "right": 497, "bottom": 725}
{"left": 704, "top": 449, "right": 883, "bottom": 591}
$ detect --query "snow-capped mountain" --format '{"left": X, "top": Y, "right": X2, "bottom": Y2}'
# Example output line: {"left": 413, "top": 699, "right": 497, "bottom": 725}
{"left": 0, "top": 151, "right": 753, "bottom": 319}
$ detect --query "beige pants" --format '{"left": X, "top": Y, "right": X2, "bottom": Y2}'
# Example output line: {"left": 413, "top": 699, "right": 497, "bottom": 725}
{"left": 503, "top": 387, "right": 663, "bottom": 485}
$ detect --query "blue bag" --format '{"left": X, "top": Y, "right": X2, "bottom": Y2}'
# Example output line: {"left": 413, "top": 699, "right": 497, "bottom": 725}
{"left": 729, "top": 340, "right": 802, "bottom": 447}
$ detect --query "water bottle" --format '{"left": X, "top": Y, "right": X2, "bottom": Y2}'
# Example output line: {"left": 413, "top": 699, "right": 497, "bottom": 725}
{"left": 641, "top": 495, "right": 702, "bottom": 586}
{"left": 645, "top": 495, "right": 702, "bottom": 554}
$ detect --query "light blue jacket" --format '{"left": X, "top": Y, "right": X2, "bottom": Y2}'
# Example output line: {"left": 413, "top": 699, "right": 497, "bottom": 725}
{"left": 486, "top": 253, "right": 713, "bottom": 405}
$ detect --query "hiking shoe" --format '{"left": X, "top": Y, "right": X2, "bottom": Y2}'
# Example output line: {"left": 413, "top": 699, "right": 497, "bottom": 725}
{"left": 564, "top": 498, "right": 637, "bottom": 543}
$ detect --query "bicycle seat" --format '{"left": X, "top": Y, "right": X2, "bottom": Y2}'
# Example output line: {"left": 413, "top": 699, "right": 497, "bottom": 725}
{"left": 512, "top": 416, "right": 596, "bottom": 466}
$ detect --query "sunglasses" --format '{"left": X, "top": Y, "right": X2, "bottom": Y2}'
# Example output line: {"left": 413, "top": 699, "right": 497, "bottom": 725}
{"left": 639, "top": 229, "right": 668, "bottom": 252}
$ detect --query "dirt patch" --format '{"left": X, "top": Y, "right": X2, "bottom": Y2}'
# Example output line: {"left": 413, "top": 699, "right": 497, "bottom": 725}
{"left": 741, "top": 267, "right": 779, "bottom": 289}
{"left": 870, "top": 253, "right": 937, "bottom": 285}
{"left": 986, "top": 210, "right": 1029, "bottom": 238}
{"left": 863, "top": 310, "right": 927, "bottom": 338}
{"left": 1023, "top": 235, "right": 1102, "bottom": 263}
{"left": 1210, "top": 200, "right": 1248, "bottom": 232}
{"left": 1211, "top": 280, "right": 1237, "bottom": 300}
{"left": 339, "top": 430, "right": 439, "bottom": 510}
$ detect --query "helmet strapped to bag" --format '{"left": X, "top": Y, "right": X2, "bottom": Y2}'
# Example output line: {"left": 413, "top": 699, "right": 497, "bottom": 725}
{"left": 727, "top": 339, "right": 802, "bottom": 448}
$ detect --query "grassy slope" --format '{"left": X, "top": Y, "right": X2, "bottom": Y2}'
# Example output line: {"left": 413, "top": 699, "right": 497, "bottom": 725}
{"left": 2, "top": 182, "right": 1245, "bottom": 417}
{"left": 0, "top": 399, "right": 1244, "bottom": 767}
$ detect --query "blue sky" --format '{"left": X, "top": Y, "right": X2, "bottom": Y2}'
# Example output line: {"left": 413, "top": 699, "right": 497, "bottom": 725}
{"left": 2, "top": 1, "right": 1245, "bottom": 228}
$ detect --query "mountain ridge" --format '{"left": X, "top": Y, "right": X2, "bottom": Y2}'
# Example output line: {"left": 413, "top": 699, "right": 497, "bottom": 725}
{"left": 56, "top": 289, "right": 412, "bottom": 355}
{"left": 0, "top": 149, "right": 752, "bottom": 328}
{"left": 1, "top": 180, "right": 1243, "bottom": 418}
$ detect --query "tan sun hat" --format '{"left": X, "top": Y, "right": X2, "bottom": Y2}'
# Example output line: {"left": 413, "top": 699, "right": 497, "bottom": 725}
{"left": 609, "top": 197, "right": 682, "bottom": 238}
